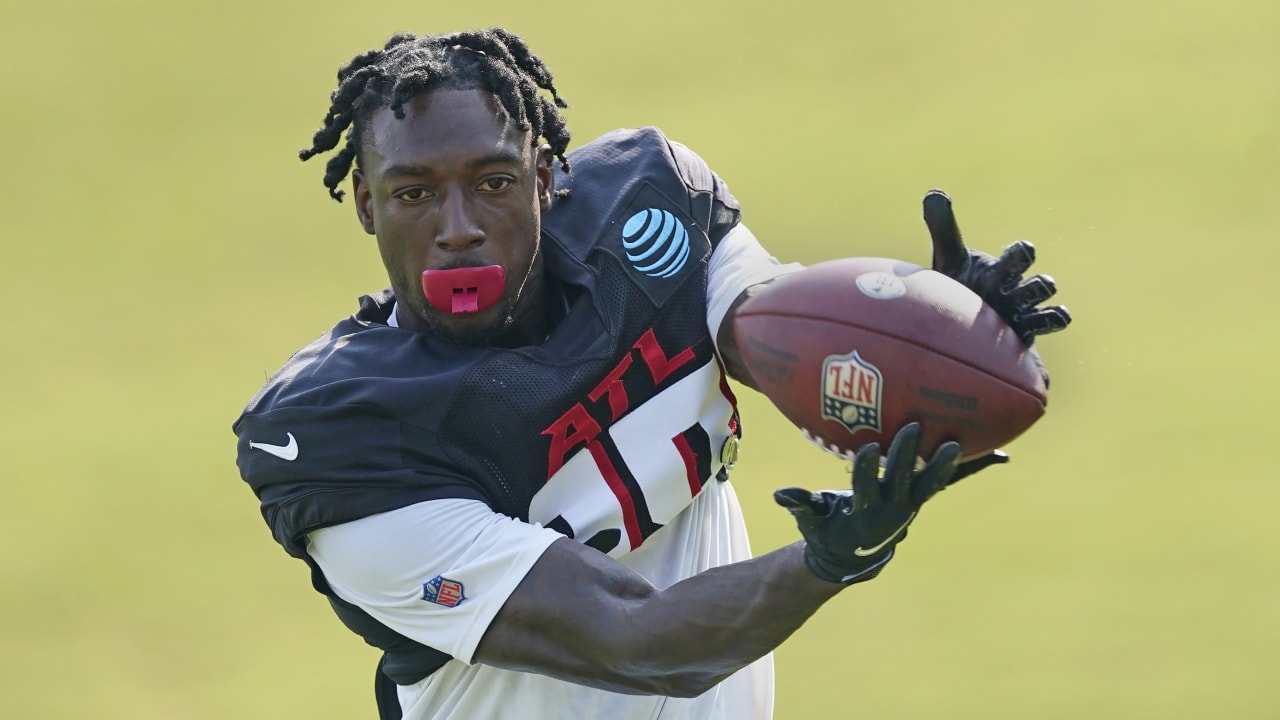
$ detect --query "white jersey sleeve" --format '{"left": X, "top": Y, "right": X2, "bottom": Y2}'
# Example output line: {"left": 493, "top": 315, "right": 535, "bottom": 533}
{"left": 706, "top": 223, "right": 804, "bottom": 344}
{"left": 306, "top": 499, "right": 564, "bottom": 664}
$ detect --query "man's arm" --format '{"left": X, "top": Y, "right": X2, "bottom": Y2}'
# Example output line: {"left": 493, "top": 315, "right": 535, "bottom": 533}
{"left": 307, "top": 422, "right": 960, "bottom": 698}
{"left": 704, "top": 223, "right": 804, "bottom": 393}
{"left": 474, "top": 538, "right": 836, "bottom": 697}
{"left": 714, "top": 282, "right": 770, "bottom": 392}
{"left": 475, "top": 423, "right": 957, "bottom": 697}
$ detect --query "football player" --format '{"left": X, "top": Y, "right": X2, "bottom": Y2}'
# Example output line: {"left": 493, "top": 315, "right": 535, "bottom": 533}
{"left": 233, "top": 28, "right": 1069, "bottom": 720}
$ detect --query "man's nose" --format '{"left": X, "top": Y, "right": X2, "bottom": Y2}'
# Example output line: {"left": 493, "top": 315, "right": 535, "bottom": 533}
{"left": 434, "top": 190, "right": 485, "bottom": 252}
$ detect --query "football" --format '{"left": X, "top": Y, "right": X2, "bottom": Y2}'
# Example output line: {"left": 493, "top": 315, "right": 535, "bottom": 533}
{"left": 732, "top": 257, "right": 1048, "bottom": 461}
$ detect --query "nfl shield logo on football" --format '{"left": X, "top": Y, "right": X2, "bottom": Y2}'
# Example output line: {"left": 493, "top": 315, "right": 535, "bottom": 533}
{"left": 422, "top": 575, "right": 466, "bottom": 608}
{"left": 821, "top": 350, "right": 883, "bottom": 434}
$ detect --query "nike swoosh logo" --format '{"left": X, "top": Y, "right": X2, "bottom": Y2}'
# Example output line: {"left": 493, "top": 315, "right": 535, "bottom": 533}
{"left": 853, "top": 512, "right": 916, "bottom": 557}
{"left": 249, "top": 432, "right": 298, "bottom": 461}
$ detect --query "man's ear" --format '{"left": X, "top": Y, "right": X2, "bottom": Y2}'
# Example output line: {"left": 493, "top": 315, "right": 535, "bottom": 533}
{"left": 535, "top": 144, "right": 555, "bottom": 211}
{"left": 352, "top": 169, "right": 376, "bottom": 235}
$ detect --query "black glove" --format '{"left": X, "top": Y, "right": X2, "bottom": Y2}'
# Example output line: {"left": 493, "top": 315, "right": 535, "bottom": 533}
{"left": 774, "top": 423, "right": 961, "bottom": 585}
{"left": 922, "top": 189, "right": 1072, "bottom": 344}
{"left": 952, "top": 449, "right": 1008, "bottom": 484}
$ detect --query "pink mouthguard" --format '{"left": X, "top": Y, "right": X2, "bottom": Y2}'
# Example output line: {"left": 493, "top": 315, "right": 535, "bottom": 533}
{"left": 421, "top": 265, "right": 506, "bottom": 315}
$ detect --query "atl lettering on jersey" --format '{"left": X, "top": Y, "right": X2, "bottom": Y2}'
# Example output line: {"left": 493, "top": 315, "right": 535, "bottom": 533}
{"left": 541, "top": 327, "right": 699, "bottom": 479}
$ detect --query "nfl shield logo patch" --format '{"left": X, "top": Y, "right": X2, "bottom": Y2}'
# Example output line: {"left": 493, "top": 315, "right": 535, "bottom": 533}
{"left": 821, "top": 350, "right": 883, "bottom": 434}
{"left": 422, "top": 576, "right": 466, "bottom": 608}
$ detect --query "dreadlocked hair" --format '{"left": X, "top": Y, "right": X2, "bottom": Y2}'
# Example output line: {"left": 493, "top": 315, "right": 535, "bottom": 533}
{"left": 299, "top": 28, "right": 571, "bottom": 201}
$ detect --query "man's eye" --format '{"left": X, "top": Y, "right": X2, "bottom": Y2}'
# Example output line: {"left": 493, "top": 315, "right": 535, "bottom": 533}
{"left": 396, "top": 188, "right": 430, "bottom": 202}
{"left": 479, "top": 177, "right": 513, "bottom": 192}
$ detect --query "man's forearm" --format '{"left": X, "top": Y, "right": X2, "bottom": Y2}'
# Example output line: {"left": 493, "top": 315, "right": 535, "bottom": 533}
{"left": 621, "top": 541, "right": 842, "bottom": 696}
{"left": 476, "top": 538, "right": 842, "bottom": 698}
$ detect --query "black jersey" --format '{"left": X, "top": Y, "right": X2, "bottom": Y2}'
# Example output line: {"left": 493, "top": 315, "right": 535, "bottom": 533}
{"left": 234, "top": 127, "right": 744, "bottom": 683}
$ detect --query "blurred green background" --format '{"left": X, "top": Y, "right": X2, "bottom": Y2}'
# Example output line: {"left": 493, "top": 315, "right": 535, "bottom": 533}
{"left": 3, "top": 0, "right": 1277, "bottom": 717}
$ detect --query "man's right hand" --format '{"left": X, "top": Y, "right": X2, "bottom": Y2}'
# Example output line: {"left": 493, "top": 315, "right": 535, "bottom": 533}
{"left": 774, "top": 423, "right": 962, "bottom": 585}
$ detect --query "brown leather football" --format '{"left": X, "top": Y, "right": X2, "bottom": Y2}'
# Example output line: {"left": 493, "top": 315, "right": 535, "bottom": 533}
{"left": 733, "top": 257, "right": 1048, "bottom": 461}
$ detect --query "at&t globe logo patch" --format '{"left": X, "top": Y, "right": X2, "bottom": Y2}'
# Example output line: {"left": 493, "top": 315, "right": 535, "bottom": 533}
{"left": 621, "top": 208, "right": 690, "bottom": 279}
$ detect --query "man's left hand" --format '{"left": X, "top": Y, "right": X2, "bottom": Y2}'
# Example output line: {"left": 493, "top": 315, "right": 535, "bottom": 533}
{"left": 922, "top": 189, "right": 1072, "bottom": 344}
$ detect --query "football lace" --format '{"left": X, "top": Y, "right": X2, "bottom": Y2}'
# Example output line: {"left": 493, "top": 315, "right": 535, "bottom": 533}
{"left": 800, "top": 428, "right": 858, "bottom": 461}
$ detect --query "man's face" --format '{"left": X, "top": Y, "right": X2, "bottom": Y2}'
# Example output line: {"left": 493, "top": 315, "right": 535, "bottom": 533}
{"left": 352, "top": 88, "right": 554, "bottom": 346}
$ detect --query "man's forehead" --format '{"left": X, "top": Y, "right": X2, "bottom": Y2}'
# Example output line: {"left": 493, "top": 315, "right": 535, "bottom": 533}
{"left": 364, "top": 89, "right": 530, "bottom": 161}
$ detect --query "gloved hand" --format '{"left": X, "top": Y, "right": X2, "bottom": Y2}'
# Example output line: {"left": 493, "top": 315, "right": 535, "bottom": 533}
{"left": 922, "top": 189, "right": 1063, "bottom": 469}
{"left": 775, "top": 423, "right": 961, "bottom": 585}
{"left": 952, "top": 449, "right": 1009, "bottom": 485}
{"left": 922, "top": 189, "right": 1072, "bottom": 344}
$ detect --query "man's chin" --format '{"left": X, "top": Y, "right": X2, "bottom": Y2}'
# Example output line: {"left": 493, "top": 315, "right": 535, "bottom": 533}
{"left": 421, "top": 303, "right": 513, "bottom": 348}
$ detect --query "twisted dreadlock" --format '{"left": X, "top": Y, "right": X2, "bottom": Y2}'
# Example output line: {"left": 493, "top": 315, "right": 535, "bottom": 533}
{"left": 299, "top": 28, "right": 571, "bottom": 202}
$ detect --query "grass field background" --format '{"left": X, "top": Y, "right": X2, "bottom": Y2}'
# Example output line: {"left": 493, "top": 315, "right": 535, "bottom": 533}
{"left": 3, "top": 0, "right": 1278, "bottom": 717}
